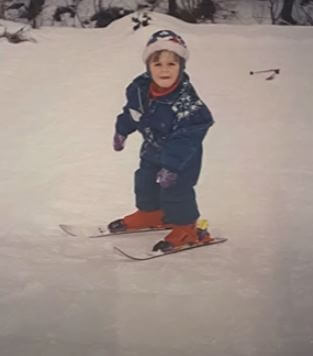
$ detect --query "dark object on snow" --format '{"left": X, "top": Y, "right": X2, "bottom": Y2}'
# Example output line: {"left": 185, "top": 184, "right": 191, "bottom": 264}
{"left": 0, "top": 26, "right": 36, "bottom": 44}
{"left": 132, "top": 11, "right": 151, "bottom": 31}
{"left": 250, "top": 69, "right": 280, "bottom": 75}
{"left": 90, "top": 7, "right": 133, "bottom": 28}
{"left": 53, "top": 6, "right": 76, "bottom": 22}
{"left": 199, "top": 0, "right": 216, "bottom": 22}
{"left": 250, "top": 68, "right": 280, "bottom": 80}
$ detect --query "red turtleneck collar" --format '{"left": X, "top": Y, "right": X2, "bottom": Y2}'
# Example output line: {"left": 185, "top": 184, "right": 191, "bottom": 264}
{"left": 149, "top": 79, "right": 180, "bottom": 98}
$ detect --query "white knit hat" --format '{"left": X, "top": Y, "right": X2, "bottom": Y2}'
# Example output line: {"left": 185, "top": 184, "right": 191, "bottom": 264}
{"left": 142, "top": 30, "right": 189, "bottom": 63}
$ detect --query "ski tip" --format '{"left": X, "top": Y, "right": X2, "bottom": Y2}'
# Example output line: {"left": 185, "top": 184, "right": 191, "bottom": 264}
{"left": 113, "top": 246, "right": 148, "bottom": 261}
{"left": 213, "top": 237, "right": 228, "bottom": 243}
{"left": 59, "top": 224, "right": 77, "bottom": 237}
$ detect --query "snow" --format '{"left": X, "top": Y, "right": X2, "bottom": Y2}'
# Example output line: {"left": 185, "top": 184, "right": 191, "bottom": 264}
{"left": 1, "top": 12, "right": 313, "bottom": 356}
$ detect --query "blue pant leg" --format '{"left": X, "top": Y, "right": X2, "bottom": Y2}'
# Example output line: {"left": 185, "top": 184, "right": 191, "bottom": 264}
{"left": 134, "top": 160, "right": 161, "bottom": 211}
{"left": 160, "top": 184, "right": 200, "bottom": 225}
{"left": 160, "top": 152, "right": 202, "bottom": 224}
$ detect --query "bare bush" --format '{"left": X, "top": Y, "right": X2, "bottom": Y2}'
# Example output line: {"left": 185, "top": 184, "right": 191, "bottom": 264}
{"left": 0, "top": 24, "right": 36, "bottom": 43}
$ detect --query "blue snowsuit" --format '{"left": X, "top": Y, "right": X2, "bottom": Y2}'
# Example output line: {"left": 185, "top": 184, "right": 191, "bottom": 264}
{"left": 115, "top": 72, "right": 214, "bottom": 225}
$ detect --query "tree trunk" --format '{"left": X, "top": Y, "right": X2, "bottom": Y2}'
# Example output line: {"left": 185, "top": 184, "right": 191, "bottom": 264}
{"left": 280, "top": 0, "right": 296, "bottom": 22}
{"left": 27, "top": 0, "right": 45, "bottom": 28}
{"left": 0, "top": 0, "right": 5, "bottom": 19}
{"left": 168, "top": 0, "right": 177, "bottom": 16}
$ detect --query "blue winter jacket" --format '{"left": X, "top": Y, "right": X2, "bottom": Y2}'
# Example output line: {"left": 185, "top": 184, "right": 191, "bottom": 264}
{"left": 115, "top": 72, "right": 214, "bottom": 173}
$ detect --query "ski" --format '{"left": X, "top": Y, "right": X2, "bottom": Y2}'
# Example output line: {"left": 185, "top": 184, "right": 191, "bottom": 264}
{"left": 59, "top": 224, "right": 170, "bottom": 238}
{"left": 114, "top": 237, "right": 227, "bottom": 261}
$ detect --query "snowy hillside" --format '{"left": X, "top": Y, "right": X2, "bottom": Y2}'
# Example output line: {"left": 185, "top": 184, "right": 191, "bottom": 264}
{"left": 0, "top": 12, "right": 313, "bottom": 356}
{"left": 4, "top": 0, "right": 312, "bottom": 26}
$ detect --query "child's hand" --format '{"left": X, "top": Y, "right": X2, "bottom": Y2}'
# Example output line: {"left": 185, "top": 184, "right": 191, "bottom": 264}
{"left": 113, "top": 133, "right": 126, "bottom": 151}
{"left": 156, "top": 168, "right": 177, "bottom": 189}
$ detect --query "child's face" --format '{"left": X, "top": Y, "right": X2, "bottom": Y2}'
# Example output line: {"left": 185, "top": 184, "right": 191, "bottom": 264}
{"left": 148, "top": 51, "right": 180, "bottom": 88}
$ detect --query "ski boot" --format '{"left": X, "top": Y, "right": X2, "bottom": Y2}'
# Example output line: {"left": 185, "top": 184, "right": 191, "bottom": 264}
{"left": 108, "top": 209, "right": 172, "bottom": 233}
{"left": 153, "top": 219, "right": 213, "bottom": 252}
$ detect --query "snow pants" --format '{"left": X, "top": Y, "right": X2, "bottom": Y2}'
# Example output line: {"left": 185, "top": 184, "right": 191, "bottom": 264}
{"left": 134, "top": 159, "right": 201, "bottom": 225}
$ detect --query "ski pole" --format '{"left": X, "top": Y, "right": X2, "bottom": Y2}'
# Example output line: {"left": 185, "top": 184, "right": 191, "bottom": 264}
{"left": 250, "top": 69, "right": 280, "bottom": 75}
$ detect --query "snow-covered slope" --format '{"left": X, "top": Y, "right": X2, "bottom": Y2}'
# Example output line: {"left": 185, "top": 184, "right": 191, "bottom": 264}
{"left": 0, "top": 13, "right": 312, "bottom": 356}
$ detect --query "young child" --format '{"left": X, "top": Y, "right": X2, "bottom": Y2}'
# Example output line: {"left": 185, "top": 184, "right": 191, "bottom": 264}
{"left": 109, "top": 30, "right": 214, "bottom": 252}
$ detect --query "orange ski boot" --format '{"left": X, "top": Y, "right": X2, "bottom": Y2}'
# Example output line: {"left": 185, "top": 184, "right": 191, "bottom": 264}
{"left": 152, "top": 224, "right": 198, "bottom": 252}
{"left": 153, "top": 220, "right": 214, "bottom": 252}
{"left": 108, "top": 210, "right": 172, "bottom": 233}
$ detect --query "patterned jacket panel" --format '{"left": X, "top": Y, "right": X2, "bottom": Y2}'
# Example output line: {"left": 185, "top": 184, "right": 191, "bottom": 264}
{"left": 115, "top": 73, "right": 214, "bottom": 173}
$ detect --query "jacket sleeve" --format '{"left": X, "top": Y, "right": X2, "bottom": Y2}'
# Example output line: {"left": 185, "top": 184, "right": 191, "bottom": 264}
{"left": 115, "top": 83, "right": 142, "bottom": 137}
{"left": 161, "top": 105, "right": 214, "bottom": 172}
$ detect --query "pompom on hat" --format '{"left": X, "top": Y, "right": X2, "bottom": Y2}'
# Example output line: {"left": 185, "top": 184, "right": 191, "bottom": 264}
{"left": 142, "top": 30, "right": 189, "bottom": 63}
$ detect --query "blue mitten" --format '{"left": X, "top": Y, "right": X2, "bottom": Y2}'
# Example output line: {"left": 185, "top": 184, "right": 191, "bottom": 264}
{"left": 156, "top": 168, "right": 178, "bottom": 189}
